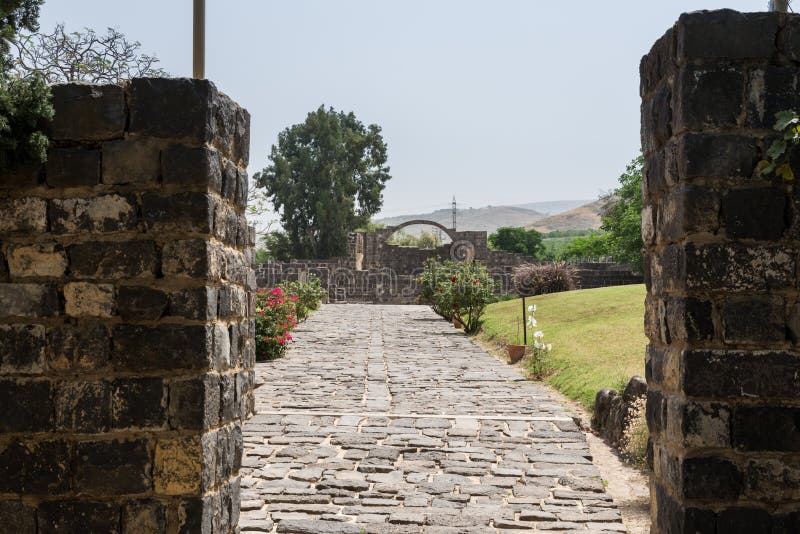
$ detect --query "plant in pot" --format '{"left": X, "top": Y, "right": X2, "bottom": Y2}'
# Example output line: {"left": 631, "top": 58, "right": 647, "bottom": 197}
{"left": 507, "top": 316, "right": 526, "bottom": 364}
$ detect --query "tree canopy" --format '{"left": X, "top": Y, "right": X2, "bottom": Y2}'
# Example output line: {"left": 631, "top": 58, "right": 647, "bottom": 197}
{"left": 488, "top": 226, "right": 544, "bottom": 258}
{"left": 600, "top": 156, "right": 643, "bottom": 269}
{"left": 254, "top": 105, "right": 391, "bottom": 259}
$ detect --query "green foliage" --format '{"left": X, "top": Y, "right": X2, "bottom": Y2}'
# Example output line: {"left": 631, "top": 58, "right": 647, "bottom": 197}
{"left": 542, "top": 229, "right": 596, "bottom": 238}
{"left": 260, "top": 231, "right": 293, "bottom": 262}
{"left": 354, "top": 221, "right": 385, "bottom": 232}
{"left": 254, "top": 248, "right": 270, "bottom": 264}
{"left": 758, "top": 110, "right": 800, "bottom": 181}
{"left": 419, "top": 258, "right": 496, "bottom": 334}
{"left": 488, "top": 226, "right": 544, "bottom": 257}
{"left": 279, "top": 275, "right": 326, "bottom": 322}
{"left": 387, "top": 230, "right": 442, "bottom": 249}
{"left": 254, "top": 105, "right": 391, "bottom": 259}
{"left": 600, "top": 156, "right": 644, "bottom": 270}
{"left": 0, "top": 0, "right": 51, "bottom": 173}
{"left": 560, "top": 232, "right": 612, "bottom": 260}
{"left": 540, "top": 230, "right": 603, "bottom": 261}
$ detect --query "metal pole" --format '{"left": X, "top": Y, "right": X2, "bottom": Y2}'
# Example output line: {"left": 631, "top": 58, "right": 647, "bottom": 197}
{"left": 771, "top": 0, "right": 789, "bottom": 12}
{"left": 193, "top": 0, "right": 206, "bottom": 78}
{"left": 522, "top": 296, "right": 527, "bottom": 345}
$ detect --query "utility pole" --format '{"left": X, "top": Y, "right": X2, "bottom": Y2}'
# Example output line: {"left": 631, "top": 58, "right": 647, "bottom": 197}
{"left": 771, "top": 0, "right": 789, "bottom": 12}
{"left": 451, "top": 196, "right": 457, "bottom": 230}
{"left": 193, "top": 0, "right": 206, "bottom": 78}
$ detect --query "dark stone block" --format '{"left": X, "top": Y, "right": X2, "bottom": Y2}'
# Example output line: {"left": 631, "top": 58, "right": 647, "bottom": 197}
{"left": 746, "top": 66, "right": 800, "bottom": 129}
{"left": 722, "top": 295, "right": 785, "bottom": 344}
{"left": 68, "top": 240, "right": 157, "bottom": 279}
{"left": 679, "top": 134, "right": 756, "bottom": 179}
{"left": 102, "top": 138, "right": 161, "bottom": 185}
{"left": 0, "top": 378, "right": 53, "bottom": 432}
{"left": 232, "top": 425, "right": 243, "bottom": 473}
{"left": 716, "top": 507, "right": 772, "bottom": 534}
{"left": 235, "top": 106, "right": 251, "bottom": 167}
{"left": 0, "top": 163, "right": 43, "bottom": 190}
{"left": 646, "top": 388, "right": 666, "bottom": 434}
{"left": 122, "top": 499, "right": 167, "bottom": 534}
{"left": 46, "top": 322, "right": 110, "bottom": 372}
{"left": 162, "top": 144, "right": 222, "bottom": 192}
{"left": 0, "top": 323, "right": 46, "bottom": 373}
{"left": 781, "top": 16, "right": 800, "bottom": 61}
{"left": 722, "top": 188, "right": 786, "bottom": 240}
{"left": 142, "top": 192, "right": 214, "bottom": 233}
{"left": 683, "top": 349, "right": 800, "bottom": 399}
{"left": 0, "top": 283, "right": 60, "bottom": 318}
{"left": 676, "top": 10, "right": 779, "bottom": 60}
{"left": 112, "top": 377, "right": 166, "bottom": 429}
{"left": 665, "top": 297, "right": 714, "bottom": 342}
{"left": 161, "top": 239, "right": 216, "bottom": 279}
{"left": 221, "top": 158, "right": 237, "bottom": 200}
{"left": 168, "top": 373, "right": 220, "bottom": 429}
{"left": 775, "top": 511, "right": 800, "bottom": 534}
{"left": 642, "top": 85, "right": 672, "bottom": 154}
{"left": 74, "top": 439, "right": 152, "bottom": 494}
{"left": 640, "top": 28, "right": 674, "bottom": 97}
{"left": 643, "top": 150, "right": 666, "bottom": 201}
{"left": 112, "top": 324, "right": 211, "bottom": 371}
{"left": 218, "top": 284, "right": 246, "bottom": 318}
{"left": 684, "top": 507, "right": 717, "bottom": 534}
{"left": 0, "top": 439, "right": 69, "bottom": 494}
{"left": 46, "top": 147, "right": 101, "bottom": 187}
{"left": 674, "top": 65, "right": 744, "bottom": 132}
{"left": 645, "top": 345, "right": 665, "bottom": 386}
{"left": 50, "top": 83, "right": 126, "bottom": 141}
{"left": 0, "top": 248, "right": 7, "bottom": 282}
{"left": 177, "top": 495, "right": 215, "bottom": 534}
{"left": 128, "top": 78, "right": 217, "bottom": 142}
{"left": 236, "top": 168, "right": 249, "bottom": 208}
{"left": 0, "top": 500, "right": 36, "bottom": 533}
{"left": 733, "top": 407, "right": 800, "bottom": 452}
{"left": 649, "top": 243, "right": 686, "bottom": 295}
{"left": 220, "top": 373, "right": 236, "bottom": 423}
{"left": 169, "top": 286, "right": 218, "bottom": 320}
{"left": 117, "top": 286, "right": 168, "bottom": 321}
{"left": 38, "top": 500, "right": 121, "bottom": 534}
{"left": 659, "top": 184, "right": 720, "bottom": 241}
{"left": 215, "top": 426, "right": 234, "bottom": 485}
{"left": 55, "top": 380, "right": 110, "bottom": 432}
{"left": 682, "top": 456, "right": 742, "bottom": 501}
{"left": 49, "top": 194, "right": 138, "bottom": 234}
{"left": 685, "top": 243, "right": 795, "bottom": 292}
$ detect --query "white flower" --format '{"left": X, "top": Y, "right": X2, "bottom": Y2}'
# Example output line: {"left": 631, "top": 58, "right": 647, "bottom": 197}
{"left": 528, "top": 317, "right": 537, "bottom": 327}
{"left": 527, "top": 305, "right": 535, "bottom": 311}
{"left": 534, "top": 331, "right": 544, "bottom": 339}
{"left": 533, "top": 340, "right": 542, "bottom": 349}
{"left": 546, "top": 343, "right": 553, "bottom": 351}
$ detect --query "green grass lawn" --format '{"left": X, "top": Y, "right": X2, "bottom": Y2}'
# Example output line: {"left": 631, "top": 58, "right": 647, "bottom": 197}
{"left": 479, "top": 284, "right": 647, "bottom": 410}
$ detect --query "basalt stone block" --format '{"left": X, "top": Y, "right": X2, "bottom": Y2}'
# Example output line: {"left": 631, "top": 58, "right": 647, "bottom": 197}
{"left": 642, "top": 85, "right": 672, "bottom": 153}
{"left": 0, "top": 163, "right": 42, "bottom": 190}
{"left": 678, "top": 134, "right": 756, "bottom": 179}
{"left": 648, "top": 243, "right": 686, "bottom": 295}
{"left": 658, "top": 184, "right": 720, "bottom": 241}
{"left": 683, "top": 349, "right": 800, "bottom": 399}
{"left": 744, "top": 458, "right": 800, "bottom": 503}
{"left": 716, "top": 507, "right": 772, "bottom": 534}
{"left": 162, "top": 144, "right": 222, "bottom": 192}
{"left": 50, "top": 194, "right": 138, "bottom": 234}
{"left": 640, "top": 28, "right": 674, "bottom": 97}
{"left": 142, "top": 192, "right": 215, "bottom": 233}
{"left": 675, "top": 400, "right": 731, "bottom": 449}
{"left": 219, "top": 284, "right": 247, "bottom": 318}
{"left": 102, "top": 138, "right": 162, "bottom": 185}
{"left": 63, "top": 282, "right": 115, "bottom": 318}
{"left": 673, "top": 65, "right": 744, "bottom": 132}
{"left": 0, "top": 439, "right": 69, "bottom": 494}
{"left": 168, "top": 286, "right": 218, "bottom": 320}
{"left": 682, "top": 456, "right": 743, "bottom": 501}
{"left": 733, "top": 407, "right": 800, "bottom": 452}
{"left": 220, "top": 374, "right": 236, "bottom": 424}
{"left": 213, "top": 202, "right": 240, "bottom": 245}
{"left": 153, "top": 436, "right": 203, "bottom": 496}
{"left": 176, "top": 495, "right": 216, "bottom": 534}
{"left": 200, "top": 431, "right": 217, "bottom": 492}
{"left": 645, "top": 345, "right": 666, "bottom": 386}
{"left": 69, "top": 240, "right": 157, "bottom": 279}
{"left": 215, "top": 426, "right": 235, "bottom": 484}
{"left": 722, "top": 188, "right": 786, "bottom": 240}
{"left": 0, "top": 197, "right": 48, "bottom": 234}
{"left": 7, "top": 242, "right": 68, "bottom": 278}
{"left": 112, "top": 377, "right": 166, "bottom": 429}
{"left": 162, "top": 239, "right": 220, "bottom": 280}
{"left": 128, "top": 78, "right": 218, "bottom": 142}
{"left": 0, "top": 284, "right": 59, "bottom": 318}
{"left": 122, "top": 499, "right": 167, "bottom": 534}
{"left": 50, "top": 83, "right": 126, "bottom": 141}
{"left": 236, "top": 167, "right": 249, "bottom": 208}
{"left": 112, "top": 324, "right": 212, "bottom": 371}
{"left": 169, "top": 374, "right": 220, "bottom": 429}
{"left": 46, "top": 322, "right": 110, "bottom": 372}
{"left": 722, "top": 295, "right": 785, "bottom": 344}
{"left": 676, "top": 10, "right": 779, "bottom": 60}
{"left": 684, "top": 243, "right": 795, "bottom": 292}
{"left": 0, "top": 249, "right": 7, "bottom": 281}
{"left": 55, "top": 380, "right": 111, "bottom": 432}
{"left": 221, "top": 158, "right": 237, "bottom": 200}
{"left": 74, "top": 439, "right": 152, "bottom": 494}
{"left": 0, "top": 378, "right": 53, "bottom": 432}
{"left": 117, "top": 286, "right": 168, "bottom": 321}
{"left": 213, "top": 324, "right": 231, "bottom": 371}
{"left": 38, "top": 500, "right": 121, "bottom": 533}
{"left": 45, "top": 147, "right": 101, "bottom": 187}
{"left": 746, "top": 66, "right": 800, "bottom": 129}
{"left": 665, "top": 297, "right": 714, "bottom": 342}
{"left": 646, "top": 388, "right": 667, "bottom": 435}
{"left": 0, "top": 500, "right": 36, "bottom": 533}
{"left": 0, "top": 324, "right": 46, "bottom": 373}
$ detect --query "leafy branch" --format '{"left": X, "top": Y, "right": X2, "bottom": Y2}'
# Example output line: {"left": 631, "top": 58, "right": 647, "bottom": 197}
{"left": 758, "top": 110, "right": 800, "bottom": 181}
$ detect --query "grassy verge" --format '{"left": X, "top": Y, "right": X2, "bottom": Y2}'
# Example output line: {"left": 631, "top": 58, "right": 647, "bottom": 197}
{"left": 479, "top": 284, "right": 647, "bottom": 410}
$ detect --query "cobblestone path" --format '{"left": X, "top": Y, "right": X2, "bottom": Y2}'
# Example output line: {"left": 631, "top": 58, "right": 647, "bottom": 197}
{"left": 240, "top": 305, "right": 628, "bottom": 533}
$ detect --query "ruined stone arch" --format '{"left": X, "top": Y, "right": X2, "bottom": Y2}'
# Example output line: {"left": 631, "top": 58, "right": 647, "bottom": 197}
{"left": 380, "top": 219, "right": 457, "bottom": 244}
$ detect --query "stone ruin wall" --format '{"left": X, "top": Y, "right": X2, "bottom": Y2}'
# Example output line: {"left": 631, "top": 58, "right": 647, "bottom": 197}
{"left": 0, "top": 79, "right": 255, "bottom": 533}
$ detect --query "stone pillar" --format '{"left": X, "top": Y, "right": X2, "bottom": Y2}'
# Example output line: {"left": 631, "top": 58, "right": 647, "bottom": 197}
{"left": 0, "top": 78, "right": 255, "bottom": 533}
{"left": 641, "top": 9, "right": 800, "bottom": 532}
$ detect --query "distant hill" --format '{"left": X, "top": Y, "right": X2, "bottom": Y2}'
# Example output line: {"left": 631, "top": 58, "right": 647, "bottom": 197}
{"left": 511, "top": 199, "right": 592, "bottom": 215}
{"left": 527, "top": 198, "right": 611, "bottom": 233}
{"left": 376, "top": 205, "right": 547, "bottom": 236}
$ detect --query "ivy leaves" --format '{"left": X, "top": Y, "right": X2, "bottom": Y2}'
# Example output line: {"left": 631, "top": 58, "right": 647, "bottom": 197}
{"left": 758, "top": 110, "right": 800, "bottom": 181}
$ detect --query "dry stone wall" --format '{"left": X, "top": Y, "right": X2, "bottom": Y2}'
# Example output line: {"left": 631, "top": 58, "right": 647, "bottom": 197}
{"left": 0, "top": 78, "right": 255, "bottom": 533}
{"left": 642, "top": 10, "right": 800, "bottom": 532}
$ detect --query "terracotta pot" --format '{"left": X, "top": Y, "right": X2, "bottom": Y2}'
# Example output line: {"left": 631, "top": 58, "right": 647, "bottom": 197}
{"left": 452, "top": 317, "right": 463, "bottom": 329}
{"left": 507, "top": 344, "right": 525, "bottom": 364}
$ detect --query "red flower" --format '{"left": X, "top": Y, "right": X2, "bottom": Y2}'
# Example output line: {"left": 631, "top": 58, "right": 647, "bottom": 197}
{"left": 290, "top": 295, "right": 298, "bottom": 302}
{"left": 472, "top": 279, "right": 479, "bottom": 284}
{"left": 451, "top": 275, "right": 457, "bottom": 282}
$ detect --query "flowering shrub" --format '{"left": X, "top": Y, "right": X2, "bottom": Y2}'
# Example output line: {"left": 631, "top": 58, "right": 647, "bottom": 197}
{"left": 280, "top": 274, "right": 327, "bottom": 321}
{"left": 513, "top": 262, "right": 577, "bottom": 296}
{"left": 419, "top": 258, "right": 496, "bottom": 333}
{"left": 255, "top": 286, "right": 298, "bottom": 361}
{"left": 526, "top": 304, "right": 553, "bottom": 377}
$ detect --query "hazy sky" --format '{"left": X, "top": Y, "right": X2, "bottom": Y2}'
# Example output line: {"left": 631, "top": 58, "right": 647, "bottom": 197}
{"left": 40, "top": 0, "right": 763, "bottom": 218}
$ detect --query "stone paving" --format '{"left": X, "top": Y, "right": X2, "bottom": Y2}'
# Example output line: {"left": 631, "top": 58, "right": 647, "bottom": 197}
{"left": 240, "top": 305, "right": 628, "bottom": 533}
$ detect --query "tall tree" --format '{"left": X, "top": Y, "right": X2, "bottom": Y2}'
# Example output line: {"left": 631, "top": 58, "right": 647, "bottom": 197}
{"left": 488, "top": 226, "right": 544, "bottom": 258}
{"left": 0, "top": 0, "right": 42, "bottom": 71}
{"left": 255, "top": 106, "right": 391, "bottom": 259}
{"left": 600, "top": 156, "right": 644, "bottom": 270}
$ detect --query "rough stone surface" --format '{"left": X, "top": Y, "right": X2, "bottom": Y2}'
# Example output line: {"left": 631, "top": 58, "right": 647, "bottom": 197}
{"left": 0, "top": 78, "right": 254, "bottom": 533}
{"left": 642, "top": 10, "right": 800, "bottom": 532}
{"left": 241, "top": 304, "right": 626, "bottom": 532}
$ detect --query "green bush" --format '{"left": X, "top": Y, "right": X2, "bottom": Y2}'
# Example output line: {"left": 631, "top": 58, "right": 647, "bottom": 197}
{"left": 279, "top": 275, "right": 327, "bottom": 322}
{"left": 255, "top": 286, "right": 298, "bottom": 361}
{"left": 419, "top": 258, "right": 496, "bottom": 334}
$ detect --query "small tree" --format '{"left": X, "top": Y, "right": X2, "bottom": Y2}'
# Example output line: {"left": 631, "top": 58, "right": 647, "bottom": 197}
{"left": 600, "top": 156, "right": 644, "bottom": 270}
{"left": 12, "top": 24, "right": 168, "bottom": 83}
{"left": 488, "top": 226, "right": 544, "bottom": 257}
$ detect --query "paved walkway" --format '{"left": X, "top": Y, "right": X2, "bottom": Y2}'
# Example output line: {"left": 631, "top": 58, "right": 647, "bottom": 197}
{"left": 240, "top": 305, "right": 627, "bottom": 533}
